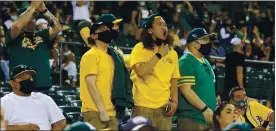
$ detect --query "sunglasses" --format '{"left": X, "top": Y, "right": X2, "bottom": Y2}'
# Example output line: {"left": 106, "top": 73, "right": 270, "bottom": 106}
{"left": 203, "top": 63, "right": 211, "bottom": 76}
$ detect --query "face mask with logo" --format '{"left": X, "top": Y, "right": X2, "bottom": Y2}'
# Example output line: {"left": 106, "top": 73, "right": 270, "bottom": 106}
{"left": 96, "top": 30, "right": 113, "bottom": 44}
{"left": 199, "top": 43, "right": 212, "bottom": 56}
{"left": 234, "top": 99, "right": 248, "bottom": 110}
{"left": 19, "top": 78, "right": 35, "bottom": 94}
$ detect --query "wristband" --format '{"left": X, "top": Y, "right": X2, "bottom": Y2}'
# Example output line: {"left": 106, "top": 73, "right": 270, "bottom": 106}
{"left": 42, "top": 9, "right": 48, "bottom": 14}
{"left": 155, "top": 53, "right": 162, "bottom": 59}
{"left": 201, "top": 106, "right": 208, "bottom": 113}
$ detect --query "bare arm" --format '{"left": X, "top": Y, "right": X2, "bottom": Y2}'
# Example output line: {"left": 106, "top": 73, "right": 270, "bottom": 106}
{"left": 43, "top": 11, "right": 62, "bottom": 40}
{"left": 37, "top": 2, "right": 61, "bottom": 40}
{"left": 131, "top": 10, "right": 139, "bottom": 30}
{"left": 51, "top": 119, "right": 67, "bottom": 131}
{"left": 10, "top": 2, "right": 41, "bottom": 40}
{"left": 236, "top": 66, "right": 244, "bottom": 88}
{"left": 133, "top": 56, "right": 160, "bottom": 78}
{"left": 184, "top": 1, "right": 193, "bottom": 14}
{"left": 85, "top": 75, "right": 106, "bottom": 112}
{"left": 179, "top": 84, "right": 206, "bottom": 110}
{"left": 269, "top": 112, "right": 275, "bottom": 123}
{"left": 170, "top": 79, "right": 178, "bottom": 103}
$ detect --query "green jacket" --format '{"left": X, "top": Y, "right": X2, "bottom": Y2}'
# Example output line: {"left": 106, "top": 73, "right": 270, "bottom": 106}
{"left": 108, "top": 47, "right": 134, "bottom": 119}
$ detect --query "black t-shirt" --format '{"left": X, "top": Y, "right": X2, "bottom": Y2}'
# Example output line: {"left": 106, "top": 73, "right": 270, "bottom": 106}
{"left": 224, "top": 52, "right": 245, "bottom": 88}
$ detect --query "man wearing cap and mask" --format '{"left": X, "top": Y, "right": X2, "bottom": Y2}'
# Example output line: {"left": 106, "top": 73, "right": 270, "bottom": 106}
{"left": 80, "top": 21, "right": 133, "bottom": 130}
{"left": 5, "top": 1, "right": 62, "bottom": 93}
{"left": 229, "top": 87, "right": 274, "bottom": 129}
{"left": 77, "top": 14, "right": 124, "bottom": 56}
{"left": 130, "top": 14, "right": 180, "bottom": 130}
{"left": 224, "top": 38, "right": 245, "bottom": 101}
{"left": 1, "top": 65, "right": 66, "bottom": 130}
{"left": 176, "top": 28, "right": 216, "bottom": 130}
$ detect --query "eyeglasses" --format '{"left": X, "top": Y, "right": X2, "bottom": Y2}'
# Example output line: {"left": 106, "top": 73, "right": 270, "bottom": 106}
{"left": 203, "top": 63, "right": 211, "bottom": 76}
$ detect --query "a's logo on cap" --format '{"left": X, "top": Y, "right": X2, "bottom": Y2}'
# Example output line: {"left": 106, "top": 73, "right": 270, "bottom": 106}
{"left": 192, "top": 34, "right": 197, "bottom": 38}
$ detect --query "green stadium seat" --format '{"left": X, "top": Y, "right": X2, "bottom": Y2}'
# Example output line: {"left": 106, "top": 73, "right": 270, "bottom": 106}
{"left": 71, "top": 100, "right": 82, "bottom": 107}
{"left": 54, "top": 99, "right": 70, "bottom": 106}
{"left": 65, "top": 95, "right": 80, "bottom": 101}
{"left": 56, "top": 91, "right": 78, "bottom": 96}
{"left": 67, "top": 112, "right": 81, "bottom": 123}
{"left": 59, "top": 106, "right": 81, "bottom": 113}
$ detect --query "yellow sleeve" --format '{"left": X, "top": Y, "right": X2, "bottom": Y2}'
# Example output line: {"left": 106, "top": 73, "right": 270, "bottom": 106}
{"left": 130, "top": 43, "right": 147, "bottom": 68}
{"left": 80, "top": 52, "right": 98, "bottom": 77}
{"left": 172, "top": 50, "right": 180, "bottom": 79}
{"left": 254, "top": 102, "right": 274, "bottom": 121}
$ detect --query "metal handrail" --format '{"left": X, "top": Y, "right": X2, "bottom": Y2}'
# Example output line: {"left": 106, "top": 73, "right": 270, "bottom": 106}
{"left": 209, "top": 56, "right": 275, "bottom": 65}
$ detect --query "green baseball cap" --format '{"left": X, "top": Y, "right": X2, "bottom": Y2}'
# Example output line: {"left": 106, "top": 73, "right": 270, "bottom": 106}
{"left": 186, "top": 28, "right": 216, "bottom": 44}
{"left": 10, "top": 65, "right": 36, "bottom": 80}
{"left": 97, "top": 14, "right": 123, "bottom": 24}
{"left": 141, "top": 14, "right": 163, "bottom": 29}
{"left": 64, "top": 122, "right": 96, "bottom": 131}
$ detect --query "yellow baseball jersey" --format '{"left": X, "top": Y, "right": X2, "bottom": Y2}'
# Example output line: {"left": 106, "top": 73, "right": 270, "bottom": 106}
{"left": 130, "top": 42, "right": 180, "bottom": 109}
{"left": 236, "top": 101, "right": 273, "bottom": 128}
{"left": 80, "top": 47, "right": 116, "bottom": 116}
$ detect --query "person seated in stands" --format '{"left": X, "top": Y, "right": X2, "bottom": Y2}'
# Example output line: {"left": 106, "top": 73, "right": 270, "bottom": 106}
{"left": 0, "top": 65, "right": 66, "bottom": 130}
{"left": 229, "top": 87, "right": 275, "bottom": 129}
{"left": 62, "top": 54, "right": 77, "bottom": 87}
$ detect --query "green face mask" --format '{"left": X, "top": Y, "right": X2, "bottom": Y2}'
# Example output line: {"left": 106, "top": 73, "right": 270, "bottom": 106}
{"left": 234, "top": 99, "right": 248, "bottom": 110}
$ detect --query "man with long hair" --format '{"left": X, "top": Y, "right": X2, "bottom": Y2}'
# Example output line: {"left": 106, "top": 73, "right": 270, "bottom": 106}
{"left": 130, "top": 14, "right": 180, "bottom": 130}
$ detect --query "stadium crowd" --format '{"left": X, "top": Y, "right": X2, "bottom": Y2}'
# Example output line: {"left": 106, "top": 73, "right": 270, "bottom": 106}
{"left": 0, "top": 1, "right": 275, "bottom": 131}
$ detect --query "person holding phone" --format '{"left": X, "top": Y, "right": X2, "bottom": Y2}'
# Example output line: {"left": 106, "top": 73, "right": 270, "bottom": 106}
{"left": 130, "top": 14, "right": 180, "bottom": 130}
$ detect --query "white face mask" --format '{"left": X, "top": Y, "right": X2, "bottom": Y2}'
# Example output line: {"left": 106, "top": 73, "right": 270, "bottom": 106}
{"left": 11, "top": 15, "right": 17, "bottom": 20}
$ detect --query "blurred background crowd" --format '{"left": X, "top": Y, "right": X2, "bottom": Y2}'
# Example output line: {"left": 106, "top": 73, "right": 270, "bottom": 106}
{"left": 0, "top": 1, "right": 275, "bottom": 129}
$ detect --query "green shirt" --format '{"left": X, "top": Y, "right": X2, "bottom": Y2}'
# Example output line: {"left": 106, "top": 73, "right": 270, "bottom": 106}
{"left": 6, "top": 29, "right": 52, "bottom": 88}
{"left": 176, "top": 53, "right": 216, "bottom": 125}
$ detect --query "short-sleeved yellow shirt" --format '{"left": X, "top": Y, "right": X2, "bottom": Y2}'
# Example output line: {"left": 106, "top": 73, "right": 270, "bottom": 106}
{"left": 236, "top": 101, "right": 273, "bottom": 129}
{"left": 80, "top": 47, "right": 116, "bottom": 116}
{"left": 130, "top": 42, "right": 180, "bottom": 109}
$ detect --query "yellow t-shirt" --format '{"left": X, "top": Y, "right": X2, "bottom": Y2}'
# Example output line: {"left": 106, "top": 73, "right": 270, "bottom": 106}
{"left": 236, "top": 101, "right": 273, "bottom": 129}
{"left": 80, "top": 47, "right": 116, "bottom": 116}
{"left": 130, "top": 42, "right": 180, "bottom": 109}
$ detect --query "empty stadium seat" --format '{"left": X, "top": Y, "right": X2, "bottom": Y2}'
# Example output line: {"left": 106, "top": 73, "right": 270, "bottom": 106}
{"left": 59, "top": 106, "right": 81, "bottom": 113}
{"left": 56, "top": 91, "right": 78, "bottom": 96}
{"left": 65, "top": 95, "right": 80, "bottom": 101}
{"left": 70, "top": 100, "right": 82, "bottom": 107}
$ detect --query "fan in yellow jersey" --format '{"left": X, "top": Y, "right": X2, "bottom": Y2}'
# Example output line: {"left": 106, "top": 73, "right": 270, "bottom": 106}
{"left": 79, "top": 21, "right": 133, "bottom": 130}
{"left": 229, "top": 87, "right": 274, "bottom": 129}
{"left": 130, "top": 14, "right": 180, "bottom": 130}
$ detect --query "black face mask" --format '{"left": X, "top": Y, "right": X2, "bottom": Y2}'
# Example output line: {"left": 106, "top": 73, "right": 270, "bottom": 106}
{"left": 154, "top": 37, "right": 166, "bottom": 46}
{"left": 19, "top": 79, "right": 35, "bottom": 94}
{"left": 110, "top": 29, "right": 119, "bottom": 40}
{"left": 199, "top": 43, "right": 212, "bottom": 56}
{"left": 97, "top": 30, "right": 113, "bottom": 44}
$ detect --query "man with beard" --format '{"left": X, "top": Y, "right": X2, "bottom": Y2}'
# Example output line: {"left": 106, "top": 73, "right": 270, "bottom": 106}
{"left": 80, "top": 22, "right": 133, "bottom": 130}
{"left": 176, "top": 28, "right": 216, "bottom": 130}
{"left": 5, "top": 1, "right": 61, "bottom": 93}
{"left": 130, "top": 14, "right": 180, "bottom": 130}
